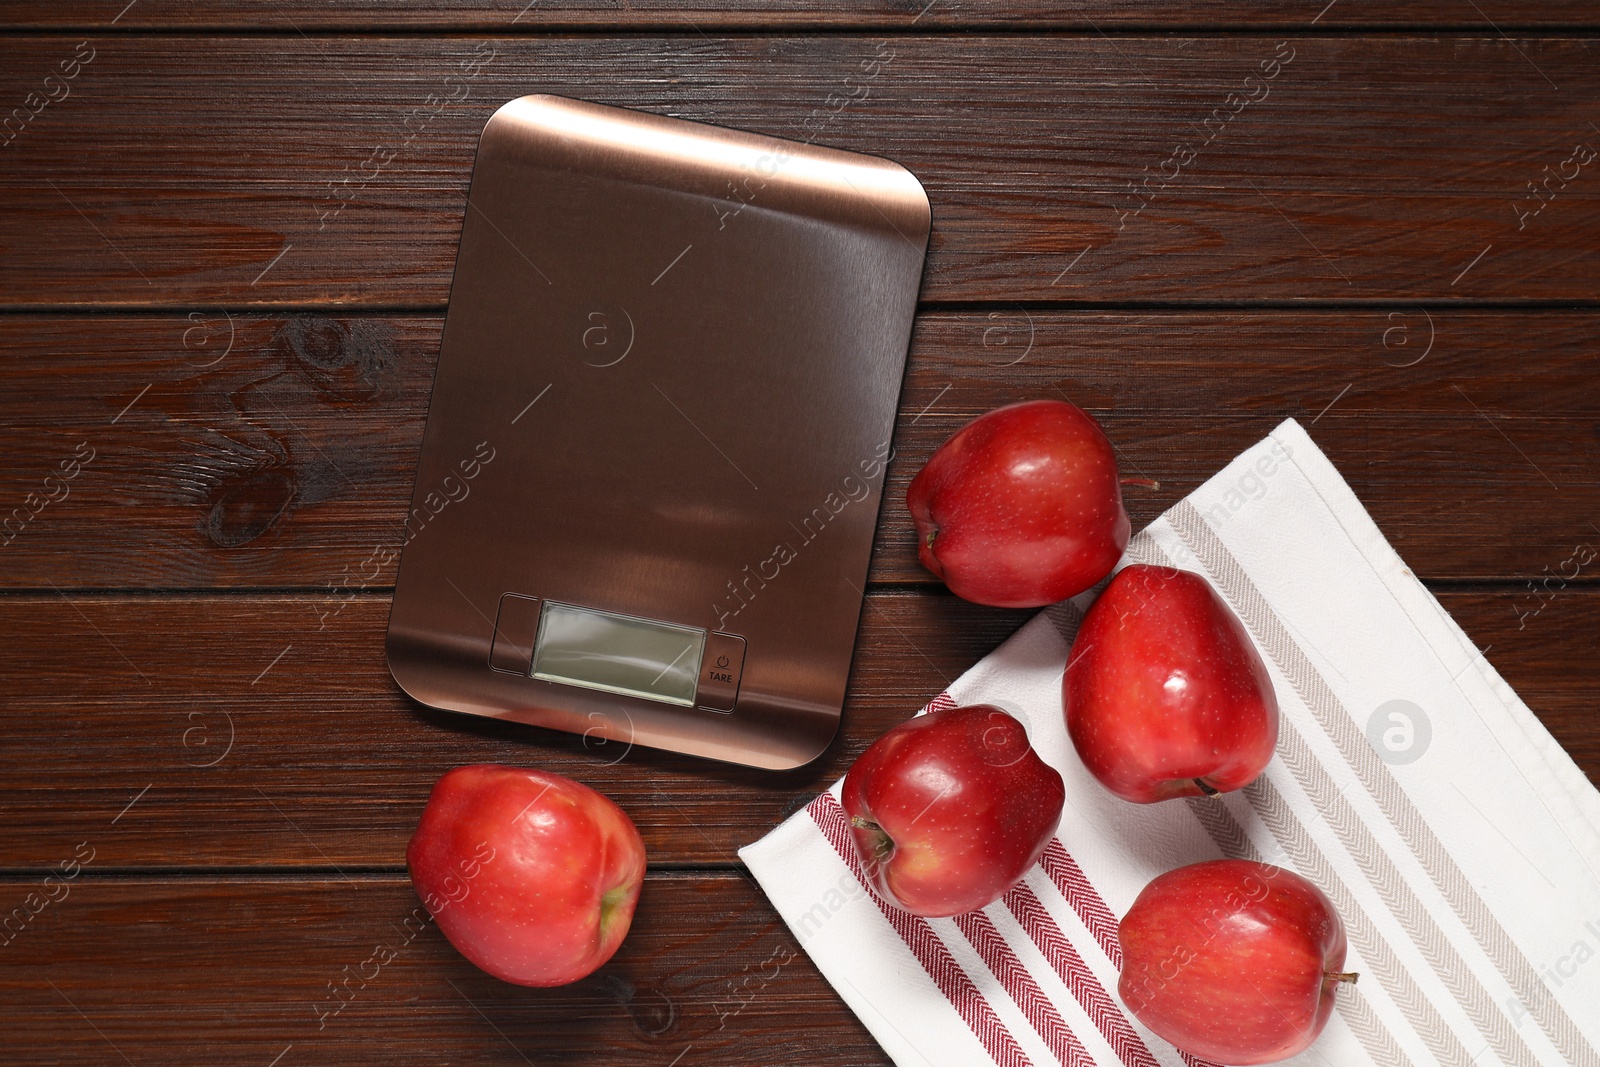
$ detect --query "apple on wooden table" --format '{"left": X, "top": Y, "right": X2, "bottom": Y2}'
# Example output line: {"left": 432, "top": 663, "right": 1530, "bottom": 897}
{"left": 407, "top": 764, "right": 647, "bottom": 987}
{"left": 1118, "top": 859, "right": 1357, "bottom": 1064}
{"left": 842, "top": 704, "right": 1065, "bottom": 917}
{"left": 1065, "top": 564, "right": 1279, "bottom": 802}
{"left": 907, "top": 398, "right": 1131, "bottom": 608}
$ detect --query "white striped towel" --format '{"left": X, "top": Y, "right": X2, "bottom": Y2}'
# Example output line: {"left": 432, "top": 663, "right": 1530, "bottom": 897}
{"left": 740, "top": 417, "right": 1600, "bottom": 1067}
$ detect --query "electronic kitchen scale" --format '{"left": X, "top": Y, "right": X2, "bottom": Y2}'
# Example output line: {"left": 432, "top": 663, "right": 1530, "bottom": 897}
{"left": 386, "top": 95, "right": 931, "bottom": 769}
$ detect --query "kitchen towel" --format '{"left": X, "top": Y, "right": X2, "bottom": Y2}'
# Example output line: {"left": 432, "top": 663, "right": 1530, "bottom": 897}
{"left": 740, "top": 418, "right": 1600, "bottom": 1067}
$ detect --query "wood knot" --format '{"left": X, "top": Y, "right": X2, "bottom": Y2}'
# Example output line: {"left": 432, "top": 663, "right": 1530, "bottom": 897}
{"left": 203, "top": 466, "right": 296, "bottom": 548}
{"left": 595, "top": 974, "right": 677, "bottom": 1038}
{"left": 270, "top": 315, "right": 395, "bottom": 402}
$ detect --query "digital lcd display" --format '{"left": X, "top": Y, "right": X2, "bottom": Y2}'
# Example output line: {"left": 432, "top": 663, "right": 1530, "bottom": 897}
{"left": 531, "top": 601, "right": 705, "bottom": 706}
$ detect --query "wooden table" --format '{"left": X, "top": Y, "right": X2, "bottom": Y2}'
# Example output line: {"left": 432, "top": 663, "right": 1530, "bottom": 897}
{"left": 3, "top": 3, "right": 1596, "bottom": 1063}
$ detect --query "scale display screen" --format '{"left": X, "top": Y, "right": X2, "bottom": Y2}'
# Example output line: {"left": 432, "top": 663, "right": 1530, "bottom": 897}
{"left": 531, "top": 601, "right": 705, "bottom": 706}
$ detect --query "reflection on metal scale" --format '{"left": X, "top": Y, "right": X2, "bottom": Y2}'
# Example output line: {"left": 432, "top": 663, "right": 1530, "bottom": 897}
{"left": 387, "top": 95, "right": 930, "bottom": 769}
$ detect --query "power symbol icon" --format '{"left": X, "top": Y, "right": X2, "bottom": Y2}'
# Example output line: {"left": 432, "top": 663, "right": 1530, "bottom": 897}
{"left": 715, "top": 655, "right": 730, "bottom": 669}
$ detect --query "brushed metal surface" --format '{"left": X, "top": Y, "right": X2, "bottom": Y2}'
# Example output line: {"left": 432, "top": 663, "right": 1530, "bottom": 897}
{"left": 386, "top": 94, "right": 930, "bottom": 769}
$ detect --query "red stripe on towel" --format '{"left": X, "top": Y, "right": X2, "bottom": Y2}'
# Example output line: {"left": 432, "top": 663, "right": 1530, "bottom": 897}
{"left": 1005, "top": 880, "right": 1160, "bottom": 1067}
{"left": 810, "top": 793, "right": 1032, "bottom": 1067}
{"left": 952, "top": 908, "right": 1095, "bottom": 1067}
{"left": 1034, "top": 843, "right": 1222, "bottom": 1067}
{"left": 1039, "top": 839, "right": 1124, "bottom": 969}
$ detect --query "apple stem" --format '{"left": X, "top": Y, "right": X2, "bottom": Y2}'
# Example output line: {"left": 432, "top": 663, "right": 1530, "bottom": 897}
{"left": 1326, "top": 972, "right": 1360, "bottom": 985}
{"left": 851, "top": 815, "right": 885, "bottom": 834}
{"left": 1120, "top": 477, "right": 1161, "bottom": 491}
{"left": 1194, "top": 778, "right": 1221, "bottom": 798}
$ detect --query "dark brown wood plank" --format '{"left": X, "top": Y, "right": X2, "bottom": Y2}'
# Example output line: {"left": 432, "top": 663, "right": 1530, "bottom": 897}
{"left": 0, "top": 871, "right": 888, "bottom": 1066}
{"left": 1, "top": 311, "right": 1595, "bottom": 589}
{"left": 2, "top": 0, "right": 1597, "bottom": 30}
{"left": 0, "top": 314, "right": 434, "bottom": 588}
{"left": 0, "top": 588, "right": 1591, "bottom": 870}
{"left": 0, "top": 590, "right": 1031, "bottom": 869}
{"left": 881, "top": 309, "right": 1600, "bottom": 585}
{"left": 3, "top": 36, "right": 1598, "bottom": 306}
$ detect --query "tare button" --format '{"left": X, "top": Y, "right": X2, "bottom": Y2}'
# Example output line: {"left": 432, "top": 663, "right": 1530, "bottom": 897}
{"left": 697, "top": 632, "right": 746, "bottom": 713}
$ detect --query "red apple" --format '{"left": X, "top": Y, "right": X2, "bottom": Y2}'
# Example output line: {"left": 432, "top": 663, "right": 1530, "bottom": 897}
{"left": 842, "top": 704, "right": 1065, "bottom": 917}
{"left": 1119, "top": 860, "right": 1356, "bottom": 1064}
{"left": 907, "top": 398, "right": 1131, "bottom": 608}
{"left": 1065, "top": 565, "right": 1278, "bottom": 802}
{"left": 407, "top": 764, "right": 646, "bottom": 987}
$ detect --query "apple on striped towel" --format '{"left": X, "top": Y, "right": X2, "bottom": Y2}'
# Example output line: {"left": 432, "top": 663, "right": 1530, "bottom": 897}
{"left": 1065, "top": 564, "right": 1280, "bottom": 803}
{"left": 1119, "top": 859, "right": 1357, "bottom": 1064}
{"left": 841, "top": 703, "right": 1065, "bottom": 918}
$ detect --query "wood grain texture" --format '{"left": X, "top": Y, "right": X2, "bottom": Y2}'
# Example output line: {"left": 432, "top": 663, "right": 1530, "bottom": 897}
{"left": 1, "top": 311, "right": 1594, "bottom": 589}
{"left": 4, "top": 0, "right": 1600, "bottom": 31}
{"left": 0, "top": 588, "right": 1590, "bottom": 870}
{"left": 0, "top": 872, "right": 889, "bottom": 1066}
{"left": 3, "top": 36, "right": 1599, "bottom": 306}
{"left": 0, "top": 590, "right": 1031, "bottom": 868}
{"left": 5, "top": 12, "right": 1599, "bottom": 1063}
